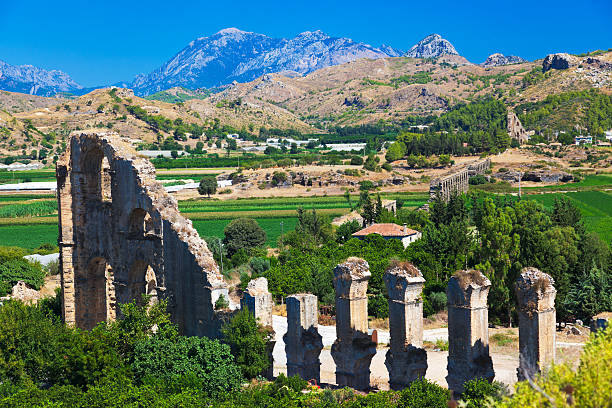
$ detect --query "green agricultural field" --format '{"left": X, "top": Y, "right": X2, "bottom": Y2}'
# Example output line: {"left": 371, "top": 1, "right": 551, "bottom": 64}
{"left": 524, "top": 190, "right": 612, "bottom": 242}
{"left": 0, "top": 194, "right": 55, "bottom": 202}
{"left": 0, "top": 170, "right": 56, "bottom": 184}
{"left": 0, "top": 224, "right": 58, "bottom": 249}
{"left": 0, "top": 192, "right": 428, "bottom": 250}
{"left": 178, "top": 193, "right": 428, "bottom": 213}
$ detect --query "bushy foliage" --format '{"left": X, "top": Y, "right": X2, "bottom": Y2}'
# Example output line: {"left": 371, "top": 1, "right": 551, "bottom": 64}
{"left": 197, "top": 176, "right": 217, "bottom": 197}
{"left": 132, "top": 335, "right": 241, "bottom": 396}
{"left": 223, "top": 218, "right": 266, "bottom": 257}
{"left": 396, "top": 377, "right": 450, "bottom": 408}
{"left": 460, "top": 378, "right": 506, "bottom": 408}
{"left": 0, "top": 300, "right": 126, "bottom": 388}
{"left": 336, "top": 220, "right": 361, "bottom": 243}
{"left": 0, "top": 259, "right": 46, "bottom": 296}
{"left": 221, "top": 309, "right": 272, "bottom": 379}
{"left": 500, "top": 325, "right": 612, "bottom": 407}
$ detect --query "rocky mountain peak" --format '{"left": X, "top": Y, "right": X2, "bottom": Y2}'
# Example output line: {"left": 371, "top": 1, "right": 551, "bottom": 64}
{"left": 405, "top": 34, "right": 458, "bottom": 58}
{"left": 130, "top": 29, "right": 400, "bottom": 95}
{"left": 0, "top": 59, "right": 82, "bottom": 96}
{"left": 481, "top": 53, "right": 526, "bottom": 67}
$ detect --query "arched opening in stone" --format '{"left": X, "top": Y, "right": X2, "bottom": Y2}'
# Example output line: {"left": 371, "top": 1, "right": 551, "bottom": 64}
{"left": 128, "top": 260, "right": 157, "bottom": 304}
{"left": 81, "top": 148, "right": 112, "bottom": 202}
{"left": 128, "top": 208, "right": 155, "bottom": 239}
{"left": 75, "top": 257, "right": 113, "bottom": 330}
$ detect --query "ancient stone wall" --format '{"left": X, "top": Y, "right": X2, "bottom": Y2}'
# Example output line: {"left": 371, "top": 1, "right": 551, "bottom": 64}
{"left": 384, "top": 261, "right": 427, "bottom": 389}
{"left": 57, "top": 131, "right": 227, "bottom": 337}
{"left": 331, "top": 257, "right": 377, "bottom": 390}
{"left": 429, "top": 168, "right": 469, "bottom": 201}
{"left": 284, "top": 293, "right": 323, "bottom": 382}
{"left": 515, "top": 267, "right": 556, "bottom": 381}
{"left": 430, "top": 158, "right": 490, "bottom": 201}
{"left": 508, "top": 111, "right": 528, "bottom": 144}
{"left": 446, "top": 269, "right": 495, "bottom": 393}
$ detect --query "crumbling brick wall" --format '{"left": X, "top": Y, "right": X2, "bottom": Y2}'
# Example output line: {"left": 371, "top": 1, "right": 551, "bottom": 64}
{"left": 56, "top": 131, "right": 227, "bottom": 337}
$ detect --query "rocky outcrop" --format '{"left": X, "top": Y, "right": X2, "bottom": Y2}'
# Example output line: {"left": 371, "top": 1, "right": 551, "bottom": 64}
{"left": 481, "top": 53, "right": 526, "bottom": 67}
{"left": 0, "top": 59, "right": 82, "bottom": 96}
{"left": 131, "top": 28, "right": 400, "bottom": 95}
{"left": 542, "top": 53, "right": 580, "bottom": 72}
{"left": 493, "top": 170, "right": 573, "bottom": 183}
{"left": 405, "top": 34, "right": 459, "bottom": 59}
{"left": 582, "top": 57, "right": 612, "bottom": 71}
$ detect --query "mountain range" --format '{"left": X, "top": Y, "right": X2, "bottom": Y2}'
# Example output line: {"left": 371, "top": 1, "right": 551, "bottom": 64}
{"left": 0, "top": 29, "right": 526, "bottom": 97}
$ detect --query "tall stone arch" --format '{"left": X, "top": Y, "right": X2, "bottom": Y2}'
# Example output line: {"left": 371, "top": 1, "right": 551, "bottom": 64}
{"left": 57, "top": 131, "right": 228, "bottom": 337}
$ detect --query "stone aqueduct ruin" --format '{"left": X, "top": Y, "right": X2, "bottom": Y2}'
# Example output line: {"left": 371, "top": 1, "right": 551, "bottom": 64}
{"left": 57, "top": 131, "right": 228, "bottom": 336}
{"left": 58, "top": 131, "right": 557, "bottom": 391}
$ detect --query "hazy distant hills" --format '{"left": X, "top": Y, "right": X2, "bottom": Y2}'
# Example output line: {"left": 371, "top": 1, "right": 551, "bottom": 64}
{"left": 0, "top": 59, "right": 82, "bottom": 97}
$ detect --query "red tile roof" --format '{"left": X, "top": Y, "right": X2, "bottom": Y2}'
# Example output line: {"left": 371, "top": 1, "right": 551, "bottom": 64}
{"left": 352, "top": 223, "right": 419, "bottom": 238}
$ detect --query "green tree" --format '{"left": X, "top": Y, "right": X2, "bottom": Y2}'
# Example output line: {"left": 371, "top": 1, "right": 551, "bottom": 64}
{"left": 132, "top": 335, "right": 242, "bottom": 396}
{"left": 564, "top": 264, "right": 612, "bottom": 321}
{"left": 221, "top": 309, "right": 272, "bottom": 379}
{"left": 223, "top": 218, "right": 266, "bottom": 257}
{"left": 197, "top": 176, "right": 217, "bottom": 197}
{"left": 475, "top": 198, "right": 520, "bottom": 324}
{"left": 385, "top": 141, "right": 406, "bottom": 162}
{"left": 336, "top": 220, "right": 361, "bottom": 243}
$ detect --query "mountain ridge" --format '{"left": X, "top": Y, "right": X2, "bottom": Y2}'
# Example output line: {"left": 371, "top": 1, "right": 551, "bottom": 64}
{"left": 130, "top": 28, "right": 406, "bottom": 95}
{"left": 0, "top": 59, "right": 82, "bottom": 97}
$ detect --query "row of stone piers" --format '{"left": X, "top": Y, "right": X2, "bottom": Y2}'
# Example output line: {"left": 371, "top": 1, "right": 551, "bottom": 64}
{"left": 241, "top": 258, "right": 557, "bottom": 393}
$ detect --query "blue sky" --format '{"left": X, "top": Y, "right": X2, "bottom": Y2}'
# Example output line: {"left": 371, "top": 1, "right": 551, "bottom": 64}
{"left": 1, "top": 0, "right": 610, "bottom": 87}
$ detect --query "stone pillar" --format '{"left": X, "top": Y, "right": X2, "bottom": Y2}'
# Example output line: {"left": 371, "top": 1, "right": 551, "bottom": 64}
{"left": 515, "top": 267, "right": 556, "bottom": 381}
{"left": 284, "top": 294, "right": 323, "bottom": 383}
{"left": 384, "top": 261, "right": 427, "bottom": 390}
{"left": 331, "top": 257, "right": 376, "bottom": 390}
{"left": 242, "top": 277, "right": 275, "bottom": 378}
{"left": 446, "top": 269, "right": 494, "bottom": 393}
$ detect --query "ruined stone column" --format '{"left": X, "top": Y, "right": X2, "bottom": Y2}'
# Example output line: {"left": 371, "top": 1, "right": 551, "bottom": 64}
{"left": 284, "top": 294, "right": 323, "bottom": 383}
{"left": 446, "top": 269, "right": 494, "bottom": 393}
{"left": 241, "top": 277, "right": 275, "bottom": 378}
{"left": 331, "top": 257, "right": 376, "bottom": 390}
{"left": 515, "top": 267, "right": 556, "bottom": 381}
{"left": 384, "top": 261, "right": 427, "bottom": 390}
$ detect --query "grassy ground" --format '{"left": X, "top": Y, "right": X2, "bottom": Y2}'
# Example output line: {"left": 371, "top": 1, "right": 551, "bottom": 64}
{"left": 524, "top": 190, "right": 612, "bottom": 242}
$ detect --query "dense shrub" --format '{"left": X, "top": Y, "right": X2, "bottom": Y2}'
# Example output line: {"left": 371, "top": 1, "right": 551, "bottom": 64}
{"left": 222, "top": 309, "right": 272, "bottom": 379}
{"left": 0, "top": 259, "right": 46, "bottom": 296}
{"left": 223, "top": 218, "right": 266, "bottom": 257}
{"left": 460, "top": 378, "right": 506, "bottom": 408}
{"left": 132, "top": 335, "right": 242, "bottom": 396}
{"left": 0, "top": 300, "right": 126, "bottom": 388}
{"left": 397, "top": 378, "right": 450, "bottom": 408}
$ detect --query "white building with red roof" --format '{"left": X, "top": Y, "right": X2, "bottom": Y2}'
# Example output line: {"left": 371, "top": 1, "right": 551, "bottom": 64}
{"left": 352, "top": 223, "right": 421, "bottom": 248}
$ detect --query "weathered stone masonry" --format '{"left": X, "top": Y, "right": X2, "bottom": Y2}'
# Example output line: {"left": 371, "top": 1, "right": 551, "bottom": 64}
{"left": 384, "top": 262, "right": 427, "bottom": 389}
{"left": 331, "top": 257, "right": 377, "bottom": 390}
{"left": 284, "top": 293, "right": 323, "bottom": 382}
{"left": 516, "top": 267, "right": 556, "bottom": 381}
{"left": 57, "top": 131, "right": 228, "bottom": 337}
{"left": 446, "top": 270, "right": 494, "bottom": 393}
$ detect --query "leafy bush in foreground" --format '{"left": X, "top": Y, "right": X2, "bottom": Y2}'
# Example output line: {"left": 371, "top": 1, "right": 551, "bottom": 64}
{"left": 132, "top": 335, "right": 242, "bottom": 396}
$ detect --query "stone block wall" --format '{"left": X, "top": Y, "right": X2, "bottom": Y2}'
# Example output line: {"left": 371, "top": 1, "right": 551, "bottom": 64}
{"left": 384, "top": 261, "right": 427, "bottom": 389}
{"left": 331, "top": 257, "right": 377, "bottom": 390}
{"left": 515, "top": 267, "right": 556, "bottom": 381}
{"left": 284, "top": 294, "right": 323, "bottom": 382}
{"left": 57, "top": 131, "right": 227, "bottom": 337}
{"left": 446, "top": 269, "right": 495, "bottom": 393}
